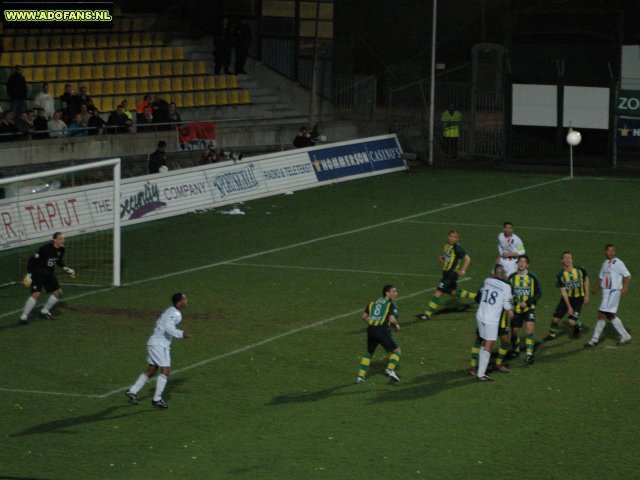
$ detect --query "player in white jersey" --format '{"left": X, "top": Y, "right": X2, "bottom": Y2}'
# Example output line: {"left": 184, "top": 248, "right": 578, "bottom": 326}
{"left": 472, "top": 265, "right": 513, "bottom": 381}
{"left": 126, "top": 293, "right": 190, "bottom": 408}
{"left": 496, "top": 222, "right": 525, "bottom": 278}
{"left": 585, "top": 244, "right": 632, "bottom": 347}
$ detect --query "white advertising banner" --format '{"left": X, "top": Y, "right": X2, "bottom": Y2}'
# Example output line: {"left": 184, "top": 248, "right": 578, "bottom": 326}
{"left": 0, "top": 134, "right": 406, "bottom": 251}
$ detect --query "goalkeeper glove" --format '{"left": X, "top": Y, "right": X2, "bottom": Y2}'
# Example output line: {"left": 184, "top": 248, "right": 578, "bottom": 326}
{"left": 63, "top": 266, "right": 76, "bottom": 279}
{"left": 23, "top": 273, "right": 32, "bottom": 288}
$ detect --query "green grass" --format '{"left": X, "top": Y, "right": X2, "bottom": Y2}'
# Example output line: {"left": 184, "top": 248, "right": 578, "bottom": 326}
{"left": 1, "top": 169, "right": 639, "bottom": 479}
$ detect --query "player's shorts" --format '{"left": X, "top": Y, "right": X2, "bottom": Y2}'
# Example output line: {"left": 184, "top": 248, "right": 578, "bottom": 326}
{"left": 147, "top": 344, "right": 172, "bottom": 367}
{"left": 499, "top": 258, "right": 518, "bottom": 277}
{"left": 367, "top": 325, "right": 399, "bottom": 354}
{"left": 511, "top": 310, "right": 536, "bottom": 328}
{"left": 553, "top": 297, "right": 584, "bottom": 321}
{"left": 477, "top": 319, "right": 499, "bottom": 341}
{"left": 31, "top": 272, "right": 60, "bottom": 293}
{"left": 437, "top": 270, "right": 458, "bottom": 293}
{"left": 598, "top": 289, "right": 621, "bottom": 314}
{"left": 498, "top": 311, "right": 510, "bottom": 337}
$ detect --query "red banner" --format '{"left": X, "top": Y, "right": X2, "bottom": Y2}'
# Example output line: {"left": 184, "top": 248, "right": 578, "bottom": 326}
{"left": 177, "top": 122, "right": 216, "bottom": 151}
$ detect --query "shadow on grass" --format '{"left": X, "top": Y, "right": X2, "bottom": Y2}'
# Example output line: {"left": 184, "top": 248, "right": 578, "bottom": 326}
{"left": 369, "top": 368, "right": 473, "bottom": 404}
{"left": 11, "top": 405, "right": 147, "bottom": 437}
{"left": 267, "top": 382, "right": 363, "bottom": 405}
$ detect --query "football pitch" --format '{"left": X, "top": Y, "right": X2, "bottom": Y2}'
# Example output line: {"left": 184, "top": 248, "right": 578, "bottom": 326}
{"left": 1, "top": 168, "right": 639, "bottom": 479}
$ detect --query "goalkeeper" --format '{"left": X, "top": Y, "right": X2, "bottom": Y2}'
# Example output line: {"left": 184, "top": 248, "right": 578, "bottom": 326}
{"left": 19, "top": 232, "right": 76, "bottom": 326}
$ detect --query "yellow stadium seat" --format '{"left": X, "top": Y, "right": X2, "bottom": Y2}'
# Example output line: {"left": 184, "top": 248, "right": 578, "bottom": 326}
{"left": 116, "top": 49, "right": 128, "bottom": 63}
{"left": 194, "top": 91, "right": 206, "bottom": 106}
{"left": 217, "top": 91, "right": 228, "bottom": 105}
{"left": 172, "top": 62, "right": 184, "bottom": 76}
{"left": 96, "top": 35, "right": 108, "bottom": 48}
{"left": 85, "top": 34, "right": 97, "bottom": 48}
{"left": 137, "top": 63, "right": 150, "bottom": 77}
{"left": 26, "top": 37, "right": 37, "bottom": 50}
{"left": 91, "top": 81, "right": 102, "bottom": 96}
{"left": 14, "top": 37, "right": 26, "bottom": 50}
{"left": 92, "top": 64, "right": 104, "bottom": 79}
{"left": 228, "top": 90, "right": 239, "bottom": 105}
{"left": 174, "top": 47, "right": 185, "bottom": 60}
{"left": 121, "top": 34, "right": 132, "bottom": 47}
{"left": 80, "top": 65, "right": 93, "bottom": 80}
{"left": 149, "top": 78, "right": 160, "bottom": 93}
{"left": 136, "top": 79, "right": 149, "bottom": 94}
{"left": 194, "top": 76, "right": 205, "bottom": 90}
{"left": 149, "top": 62, "right": 161, "bottom": 77}
{"left": 0, "top": 54, "right": 10, "bottom": 67}
{"left": 9, "top": 52, "right": 22, "bottom": 66}
{"left": 49, "top": 36, "right": 62, "bottom": 50}
{"left": 45, "top": 66, "right": 57, "bottom": 81}
{"left": 194, "top": 61, "right": 206, "bottom": 74}
{"left": 205, "top": 91, "right": 217, "bottom": 106}
{"left": 35, "top": 51, "right": 47, "bottom": 66}
{"left": 58, "top": 50, "right": 71, "bottom": 65}
{"left": 228, "top": 75, "right": 238, "bottom": 89}
{"left": 32, "top": 67, "right": 45, "bottom": 83}
{"left": 181, "top": 93, "right": 195, "bottom": 108}
{"left": 161, "top": 47, "right": 172, "bottom": 61}
{"left": 128, "top": 47, "right": 140, "bottom": 62}
{"left": 205, "top": 76, "right": 216, "bottom": 90}
{"left": 69, "top": 66, "right": 81, "bottom": 80}
{"left": 22, "top": 68, "right": 33, "bottom": 82}
{"left": 131, "top": 17, "right": 144, "bottom": 31}
{"left": 182, "top": 77, "right": 193, "bottom": 91}
{"left": 115, "top": 64, "right": 127, "bottom": 78}
{"left": 114, "top": 80, "right": 127, "bottom": 95}
{"left": 62, "top": 35, "right": 73, "bottom": 49}
{"left": 172, "top": 77, "right": 183, "bottom": 91}
{"left": 128, "top": 63, "right": 139, "bottom": 78}
{"left": 152, "top": 32, "right": 164, "bottom": 46}
{"left": 120, "top": 18, "right": 132, "bottom": 32}
{"left": 141, "top": 33, "right": 153, "bottom": 46}
{"left": 240, "top": 89, "right": 250, "bottom": 104}
{"left": 23, "top": 51, "right": 35, "bottom": 66}
{"left": 56, "top": 66, "right": 69, "bottom": 81}
{"left": 102, "top": 82, "right": 114, "bottom": 95}
{"left": 183, "top": 62, "right": 194, "bottom": 76}
{"left": 140, "top": 47, "right": 152, "bottom": 62}
{"left": 160, "top": 78, "right": 171, "bottom": 92}
{"left": 73, "top": 36, "right": 85, "bottom": 49}
{"left": 94, "top": 49, "right": 106, "bottom": 64}
{"left": 106, "top": 49, "right": 117, "bottom": 63}
{"left": 82, "top": 50, "right": 94, "bottom": 64}
{"left": 71, "top": 50, "right": 83, "bottom": 64}
{"left": 130, "top": 33, "right": 142, "bottom": 46}
{"left": 3, "top": 37, "right": 13, "bottom": 51}
{"left": 216, "top": 75, "right": 227, "bottom": 89}
{"left": 104, "top": 64, "right": 116, "bottom": 78}
{"left": 37, "top": 36, "right": 49, "bottom": 50}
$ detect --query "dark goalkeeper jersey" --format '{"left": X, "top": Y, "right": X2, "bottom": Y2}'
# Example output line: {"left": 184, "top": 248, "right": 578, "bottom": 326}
{"left": 27, "top": 243, "right": 66, "bottom": 275}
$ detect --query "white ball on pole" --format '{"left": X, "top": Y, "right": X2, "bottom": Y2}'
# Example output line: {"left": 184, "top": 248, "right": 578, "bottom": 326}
{"left": 566, "top": 130, "right": 582, "bottom": 146}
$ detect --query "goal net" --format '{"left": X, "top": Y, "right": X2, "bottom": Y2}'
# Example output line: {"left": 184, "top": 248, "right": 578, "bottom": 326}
{"left": 0, "top": 158, "right": 121, "bottom": 288}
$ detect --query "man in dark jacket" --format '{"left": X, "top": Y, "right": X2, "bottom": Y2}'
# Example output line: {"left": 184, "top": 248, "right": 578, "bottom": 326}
{"left": 6, "top": 66, "right": 27, "bottom": 116}
{"left": 148, "top": 141, "right": 168, "bottom": 174}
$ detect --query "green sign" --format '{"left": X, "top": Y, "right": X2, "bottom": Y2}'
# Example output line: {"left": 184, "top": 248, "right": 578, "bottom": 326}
{"left": 617, "top": 90, "right": 640, "bottom": 117}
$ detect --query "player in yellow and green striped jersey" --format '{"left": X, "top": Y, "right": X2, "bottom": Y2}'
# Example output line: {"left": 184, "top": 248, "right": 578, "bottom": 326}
{"left": 508, "top": 255, "right": 542, "bottom": 365}
{"left": 417, "top": 229, "right": 476, "bottom": 321}
{"left": 356, "top": 285, "right": 402, "bottom": 383}
{"left": 545, "top": 251, "right": 590, "bottom": 341}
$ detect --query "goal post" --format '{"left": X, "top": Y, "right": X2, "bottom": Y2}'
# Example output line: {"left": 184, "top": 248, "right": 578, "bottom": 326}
{"left": 0, "top": 158, "right": 121, "bottom": 287}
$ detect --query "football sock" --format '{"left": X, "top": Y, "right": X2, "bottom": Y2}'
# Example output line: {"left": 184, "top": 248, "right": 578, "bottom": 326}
{"left": 495, "top": 342, "right": 509, "bottom": 366}
{"left": 153, "top": 374, "right": 168, "bottom": 401}
{"left": 470, "top": 341, "right": 480, "bottom": 368}
{"left": 357, "top": 354, "right": 372, "bottom": 378}
{"left": 591, "top": 320, "right": 606, "bottom": 343}
{"left": 424, "top": 296, "right": 441, "bottom": 318}
{"left": 22, "top": 296, "right": 37, "bottom": 318}
{"left": 129, "top": 373, "right": 148, "bottom": 394}
{"left": 386, "top": 352, "right": 400, "bottom": 371}
{"left": 526, "top": 334, "right": 534, "bottom": 356}
{"left": 477, "top": 349, "right": 491, "bottom": 378}
{"left": 42, "top": 295, "right": 59, "bottom": 313}
{"left": 455, "top": 289, "right": 476, "bottom": 300}
{"left": 510, "top": 333, "right": 519, "bottom": 351}
{"left": 611, "top": 317, "right": 630, "bottom": 338}
{"left": 548, "top": 320, "right": 561, "bottom": 337}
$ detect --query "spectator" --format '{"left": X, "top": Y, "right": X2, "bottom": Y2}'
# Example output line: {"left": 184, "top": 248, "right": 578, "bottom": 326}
{"left": 6, "top": 66, "right": 27, "bottom": 116}
{"left": 59, "top": 84, "right": 74, "bottom": 107}
{"left": 168, "top": 101, "right": 181, "bottom": 126}
{"left": 200, "top": 145, "right": 222, "bottom": 165}
{"left": 107, "top": 104, "right": 132, "bottom": 134}
{"left": 60, "top": 100, "right": 73, "bottom": 125}
{"left": 213, "top": 17, "right": 233, "bottom": 75}
{"left": 16, "top": 110, "right": 35, "bottom": 140}
{"left": 79, "top": 103, "right": 91, "bottom": 126}
{"left": 34, "top": 83, "right": 55, "bottom": 119}
{"left": 68, "top": 113, "right": 88, "bottom": 137}
{"left": 47, "top": 110, "right": 68, "bottom": 138}
{"left": 87, "top": 108, "right": 106, "bottom": 135}
{"left": 234, "top": 20, "right": 252, "bottom": 75}
{"left": 0, "top": 110, "right": 18, "bottom": 141}
{"left": 120, "top": 99, "right": 133, "bottom": 121}
{"left": 32, "top": 107, "right": 49, "bottom": 139}
{"left": 152, "top": 94, "right": 170, "bottom": 129}
{"left": 137, "top": 105, "right": 155, "bottom": 132}
{"left": 293, "top": 126, "right": 315, "bottom": 148}
{"left": 136, "top": 94, "right": 152, "bottom": 114}
{"left": 148, "top": 141, "right": 168, "bottom": 174}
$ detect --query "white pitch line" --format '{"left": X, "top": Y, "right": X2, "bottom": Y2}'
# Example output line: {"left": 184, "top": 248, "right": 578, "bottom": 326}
{"left": 228, "top": 262, "right": 440, "bottom": 278}
{"left": 1, "top": 175, "right": 565, "bottom": 321}
{"left": 400, "top": 220, "right": 639, "bottom": 236}
{"left": 0, "top": 280, "right": 472, "bottom": 398}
